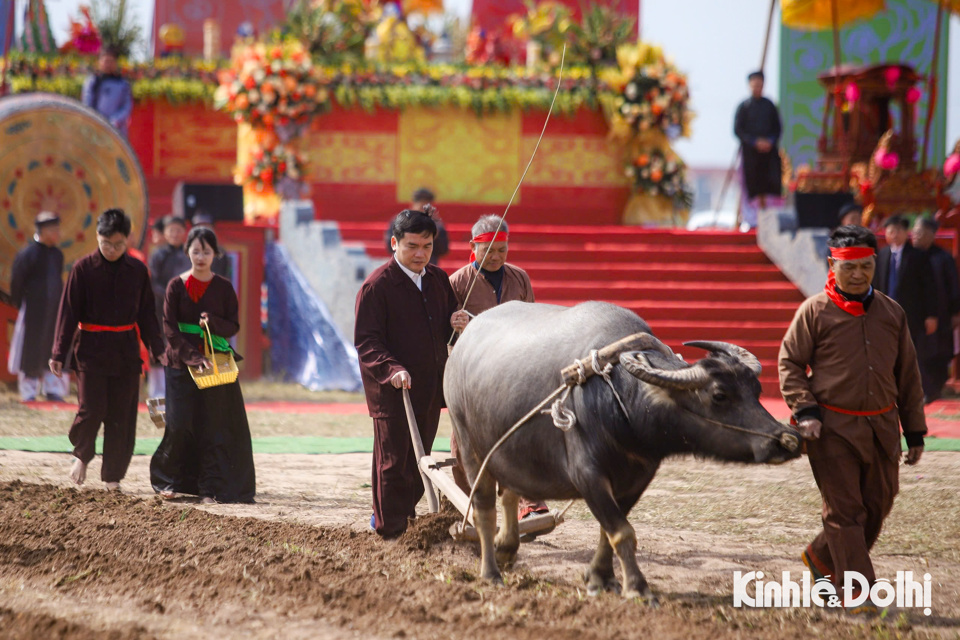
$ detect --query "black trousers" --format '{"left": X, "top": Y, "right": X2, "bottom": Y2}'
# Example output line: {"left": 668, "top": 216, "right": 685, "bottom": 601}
{"left": 69, "top": 370, "right": 141, "bottom": 482}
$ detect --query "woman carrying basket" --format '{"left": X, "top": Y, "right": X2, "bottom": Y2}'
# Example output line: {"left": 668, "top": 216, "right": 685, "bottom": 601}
{"left": 150, "top": 227, "right": 256, "bottom": 503}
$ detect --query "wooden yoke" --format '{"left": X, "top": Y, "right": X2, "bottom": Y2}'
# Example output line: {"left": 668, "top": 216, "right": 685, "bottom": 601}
{"left": 560, "top": 332, "right": 668, "bottom": 386}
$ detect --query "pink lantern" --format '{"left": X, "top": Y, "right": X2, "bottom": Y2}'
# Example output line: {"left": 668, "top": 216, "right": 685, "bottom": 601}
{"left": 844, "top": 82, "right": 861, "bottom": 102}
{"left": 906, "top": 87, "right": 921, "bottom": 104}
{"left": 875, "top": 151, "right": 900, "bottom": 171}
{"left": 884, "top": 66, "right": 901, "bottom": 88}
{"left": 944, "top": 154, "right": 960, "bottom": 178}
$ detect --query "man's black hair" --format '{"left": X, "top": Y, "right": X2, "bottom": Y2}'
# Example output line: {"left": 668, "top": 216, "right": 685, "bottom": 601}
{"left": 411, "top": 188, "right": 435, "bottom": 204}
{"left": 916, "top": 216, "right": 939, "bottom": 234}
{"left": 151, "top": 218, "right": 165, "bottom": 233}
{"left": 163, "top": 214, "right": 188, "bottom": 229}
{"left": 748, "top": 70, "right": 764, "bottom": 81}
{"left": 184, "top": 226, "right": 220, "bottom": 256}
{"left": 828, "top": 224, "right": 878, "bottom": 251}
{"left": 96, "top": 208, "right": 131, "bottom": 237}
{"left": 883, "top": 214, "right": 909, "bottom": 230}
{"left": 391, "top": 209, "right": 437, "bottom": 242}
{"left": 837, "top": 202, "right": 863, "bottom": 223}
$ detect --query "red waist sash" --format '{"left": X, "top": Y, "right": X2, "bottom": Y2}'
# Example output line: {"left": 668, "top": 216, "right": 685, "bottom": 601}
{"left": 819, "top": 402, "right": 895, "bottom": 416}
{"left": 79, "top": 322, "right": 136, "bottom": 332}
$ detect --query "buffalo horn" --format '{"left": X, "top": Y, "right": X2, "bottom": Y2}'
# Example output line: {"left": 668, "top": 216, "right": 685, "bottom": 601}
{"left": 619, "top": 351, "right": 711, "bottom": 390}
{"left": 683, "top": 341, "right": 763, "bottom": 377}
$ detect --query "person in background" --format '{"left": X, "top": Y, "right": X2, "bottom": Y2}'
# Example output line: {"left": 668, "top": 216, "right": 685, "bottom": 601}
{"left": 734, "top": 70, "right": 782, "bottom": 230}
{"left": 191, "top": 211, "right": 232, "bottom": 279}
{"left": 873, "top": 215, "right": 938, "bottom": 357}
{"left": 149, "top": 218, "right": 165, "bottom": 250}
{"left": 837, "top": 203, "right": 864, "bottom": 228}
{"left": 384, "top": 188, "right": 449, "bottom": 266}
{"left": 447, "top": 215, "right": 546, "bottom": 521}
{"left": 82, "top": 47, "right": 133, "bottom": 138}
{"left": 151, "top": 226, "right": 255, "bottom": 504}
{"left": 357, "top": 208, "right": 469, "bottom": 538}
{"left": 910, "top": 217, "right": 960, "bottom": 402}
{"left": 147, "top": 215, "right": 191, "bottom": 398}
{"left": 50, "top": 209, "right": 164, "bottom": 491}
{"left": 8, "top": 212, "right": 68, "bottom": 402}
{"left": 780, "top": 224, "right": 925, "bottom": 617}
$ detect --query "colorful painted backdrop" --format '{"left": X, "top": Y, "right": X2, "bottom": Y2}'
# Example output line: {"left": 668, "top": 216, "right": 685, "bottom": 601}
{"left": 779, "top": 0, "right": 950, "bottom": 169}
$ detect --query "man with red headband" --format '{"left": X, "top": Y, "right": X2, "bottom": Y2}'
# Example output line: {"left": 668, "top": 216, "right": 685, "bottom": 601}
{"left": 779, "top": 224, "right": 926, "bottom": 617}
{"left": 448, "top": 215, "right": 546, "bottom": 521}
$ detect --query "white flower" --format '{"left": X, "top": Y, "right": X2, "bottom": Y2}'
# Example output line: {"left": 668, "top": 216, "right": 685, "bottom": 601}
{"left": 625, "top": 82, "right": 638, "bottom": 101}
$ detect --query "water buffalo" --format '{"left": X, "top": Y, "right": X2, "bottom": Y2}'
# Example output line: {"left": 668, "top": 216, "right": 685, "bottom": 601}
{"left": 444, "top": 301, "right": 800, "bottom": 603}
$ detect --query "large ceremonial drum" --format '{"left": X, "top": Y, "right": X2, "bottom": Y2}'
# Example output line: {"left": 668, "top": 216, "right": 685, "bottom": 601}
{"left": 0, "top": 93, "right": 148, "bottom": 297}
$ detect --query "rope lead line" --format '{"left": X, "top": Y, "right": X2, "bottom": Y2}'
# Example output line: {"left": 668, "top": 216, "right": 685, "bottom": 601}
{"left": 449, "top": 45, "right": 567, "bottom": 346}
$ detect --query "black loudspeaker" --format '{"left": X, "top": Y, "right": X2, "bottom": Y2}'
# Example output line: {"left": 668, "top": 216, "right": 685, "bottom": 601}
{"left": 173, "top": 182, "right": 245, "bottom": 222}
{"left": 794, "top": 191, "right": 855, "bottom": 229}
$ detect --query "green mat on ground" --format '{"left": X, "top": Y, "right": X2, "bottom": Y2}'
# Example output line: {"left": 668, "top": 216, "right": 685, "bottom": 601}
{"left": 0, "top": 436, "right": 957, "bottom": 454}
{"left": 0, "top": 436, "right": 452, "bottom": 456}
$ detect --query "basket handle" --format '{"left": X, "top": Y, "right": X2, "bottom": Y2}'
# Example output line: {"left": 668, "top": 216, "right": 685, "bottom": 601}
{"left": 200, "top": 318, "right": 220, "bottom": 376}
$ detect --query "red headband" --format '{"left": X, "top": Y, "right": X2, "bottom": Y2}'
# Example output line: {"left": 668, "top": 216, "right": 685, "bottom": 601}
{"left": 471, "top": 231, "right": 508, "bottom": 244}
{"left": 830, "top": 247, "right": 875, "bottom": 260}
{"left": 470, "top": 231, "right": 508, "bottom": 263}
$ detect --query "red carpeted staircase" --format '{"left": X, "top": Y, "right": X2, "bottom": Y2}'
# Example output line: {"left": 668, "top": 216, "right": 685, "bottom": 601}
{"left": 335, "top": 220, "right": 805, "bottom": 397}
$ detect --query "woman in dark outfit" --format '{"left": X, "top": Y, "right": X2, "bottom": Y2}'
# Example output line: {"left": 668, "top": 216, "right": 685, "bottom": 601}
{"left": 150, "top": 227, "right": 255, "bottom": 503}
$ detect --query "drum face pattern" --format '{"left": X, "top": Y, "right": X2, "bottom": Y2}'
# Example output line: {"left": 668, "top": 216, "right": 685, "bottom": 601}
{"left": 0, "top": 94, "right": 148, "bottom": 295}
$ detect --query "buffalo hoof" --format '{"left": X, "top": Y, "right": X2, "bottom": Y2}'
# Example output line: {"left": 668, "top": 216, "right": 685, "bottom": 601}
{"left": 584, "top": 571, "right": 620, "bottom": 597}
{"left": 495, "top": 549, "right": 517, "bottom": 570}
{"left": 481, "top": 569, "right": 504, "bottom": 586}
{"left": 623, "top": 589, "right": 659, "bottom": 607}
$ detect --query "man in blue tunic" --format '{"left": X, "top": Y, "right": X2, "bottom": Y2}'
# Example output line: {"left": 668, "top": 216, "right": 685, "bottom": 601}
{"left": 82, "top": 48, "right": 133, "bottom": 138}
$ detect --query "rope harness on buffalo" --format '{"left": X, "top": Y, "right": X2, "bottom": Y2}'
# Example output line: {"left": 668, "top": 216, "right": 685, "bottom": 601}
{"left": 456, "top": 333, "right": 800, "bottom": 535}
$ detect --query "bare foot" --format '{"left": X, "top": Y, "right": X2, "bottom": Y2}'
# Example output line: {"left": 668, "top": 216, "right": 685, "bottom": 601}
{"left": 159, "top": 490, "right": 177, "bottom": 499}
{"left": 69, "top": 458, "right": 87, "bottom": 486}
{"left": 201, "top": 497, "right": 216, "bottom": 505}
{"left": 104, "top": 482, "right": 120, "bottom": 492}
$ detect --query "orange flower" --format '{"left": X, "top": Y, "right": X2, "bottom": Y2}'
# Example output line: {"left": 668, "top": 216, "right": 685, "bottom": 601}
{"left": 650, "top": 168, "right": 663, "bottom": 182}
{"left": 304, "top": 84, "right": 317, "bottom": 98}
{"left": 651, "top": 103, "right": 664, "bottom": 117}
{"left": 234, "top": 94, "right": 249, "bottom": 110}
{"left": 284, "top": 76, "right": 298, "bottom": 93}
{"left": 635, "top": 154, "right": 649, "bottom": 167}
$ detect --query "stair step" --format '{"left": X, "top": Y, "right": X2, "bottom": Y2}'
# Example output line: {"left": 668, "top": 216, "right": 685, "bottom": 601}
{"left": 531, "top": 283, "right": 803, "bottom": 303}
{"left": 647, "top": 321, "right": 788, "bottom": 342}
{"left": 520, "top": 262, "right": 789, "bottom": 283}
{"left": 338, "top": 222, "right": 759, "bottom": 245}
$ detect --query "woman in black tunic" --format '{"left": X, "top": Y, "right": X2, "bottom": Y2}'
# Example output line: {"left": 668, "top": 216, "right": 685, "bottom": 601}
{"left": 150, "top": 227, "right": 255, "bottom": 503}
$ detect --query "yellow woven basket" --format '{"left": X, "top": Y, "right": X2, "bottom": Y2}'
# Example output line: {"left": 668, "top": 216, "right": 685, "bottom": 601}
{"left": 188, "top": 319, "right": 239, "bottom": 389}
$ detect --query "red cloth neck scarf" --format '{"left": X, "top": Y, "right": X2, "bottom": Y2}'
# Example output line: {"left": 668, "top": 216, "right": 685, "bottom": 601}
{"left": 185, "top": 274, "right": 212, "bottom": 303}
{"left": 470, "top": 230, "right": 508, "bottom": 262}
{"left": 825, "top": 247, "right": 875, "bottom": 316}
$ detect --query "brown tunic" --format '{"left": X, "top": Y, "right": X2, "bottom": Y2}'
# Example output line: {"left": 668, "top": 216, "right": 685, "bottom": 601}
{"left": 779, "top": 290, "right": 926, "bottom": 463}
{"left": 163, "top": 275, "right": 242, "bottom": 369}
{"left": 779, "top": 289, "right": 926, "bottom": 587}
{"left": 447, "top": 262, "right": 535, "bottom": 316}
{"left": 52, "top": 249, "right": 164, "bottom": 374}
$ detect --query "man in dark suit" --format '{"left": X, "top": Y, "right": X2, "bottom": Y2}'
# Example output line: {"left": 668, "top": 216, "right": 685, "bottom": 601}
{"left": 873, "top": 216, "right": 938, "bottom": 350}
{"left": 911, "top": 217, "right": 960, "bottom": 402}
{"left": 355, "top": 208, "right": 470, "bottom": 538}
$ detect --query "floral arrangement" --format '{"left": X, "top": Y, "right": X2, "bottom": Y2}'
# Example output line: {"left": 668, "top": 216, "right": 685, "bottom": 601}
{"left": 60, "top": 6, "right": 101, "bottom": 55}
{"left": 508, "top": 1, "right": 573, "bottom": 57}
{"left": 214, "top": 41, "right": 330, "bottom": 129}
{"left": 568, "top": 3, "right": 636, "bottom": 66}
{"left": 283, "top": 0, "right": 381, "bottom": 61}
{"left": 237, "top": 140, "right": 307, "bottom": 195}
{"left": 626, "top": 148, "right": 692, "bottom": 208}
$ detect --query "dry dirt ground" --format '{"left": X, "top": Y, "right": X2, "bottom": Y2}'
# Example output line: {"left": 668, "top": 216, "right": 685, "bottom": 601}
{"left": 1, "top": 387, "right": 959, "bottom": 639}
